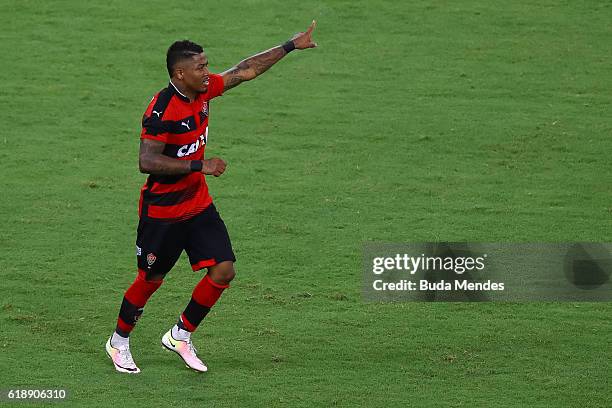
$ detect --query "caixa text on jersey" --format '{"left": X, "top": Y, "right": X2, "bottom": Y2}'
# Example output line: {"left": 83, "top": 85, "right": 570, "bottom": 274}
{"left": 177, "top": 132, "right": 207, "bottom": 158}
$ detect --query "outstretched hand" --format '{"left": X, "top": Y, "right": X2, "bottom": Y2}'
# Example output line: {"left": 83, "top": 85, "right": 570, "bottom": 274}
{"left": 291, "top": 20, "right": 317, "bottom": 49}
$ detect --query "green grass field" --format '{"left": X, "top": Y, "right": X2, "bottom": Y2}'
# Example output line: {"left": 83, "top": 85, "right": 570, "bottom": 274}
{"left": 1, "top": 0, "right": 611, "bottom": 406}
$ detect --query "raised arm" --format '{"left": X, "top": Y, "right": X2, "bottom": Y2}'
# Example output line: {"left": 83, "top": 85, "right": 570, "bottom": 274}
{"left": 221, "top": 20, "right": 317, "bottom": 92}
{"left": 139, "top": 139, "right": 226, "bottom": 177}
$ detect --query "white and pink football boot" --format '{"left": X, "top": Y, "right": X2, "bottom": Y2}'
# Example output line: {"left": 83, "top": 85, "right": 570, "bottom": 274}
{"left": 105, "top": 336, "right": 141, "bottom": 374}
{"left": 161, "top": 329, "right": 208, "bottom": 372}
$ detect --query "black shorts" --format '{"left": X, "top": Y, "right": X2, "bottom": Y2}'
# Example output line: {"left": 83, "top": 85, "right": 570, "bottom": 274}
{"left": 136, "top": 204, "right": 235, "bottom": 276}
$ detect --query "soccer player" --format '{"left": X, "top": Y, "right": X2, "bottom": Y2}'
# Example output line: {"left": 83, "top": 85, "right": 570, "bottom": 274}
{"left": 105, "top": 22, "right": 317, "bottom": 374}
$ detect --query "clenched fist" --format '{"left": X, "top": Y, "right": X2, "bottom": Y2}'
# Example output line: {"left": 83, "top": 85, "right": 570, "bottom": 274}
{"left": 202, "top": 157, "right": 227, "bottom": 177}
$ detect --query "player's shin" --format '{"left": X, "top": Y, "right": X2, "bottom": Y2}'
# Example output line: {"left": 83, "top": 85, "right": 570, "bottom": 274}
{"left": 177, "top": 274, "right": 229, "bottom": 332}
{"left": 115, "top": 269, "right": 163, "bottom": 337}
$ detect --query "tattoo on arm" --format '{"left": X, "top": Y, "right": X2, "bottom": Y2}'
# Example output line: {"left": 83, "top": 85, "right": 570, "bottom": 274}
{"left": 222, "top": 46, "right": 287, "bottom": 91}
{"left": 139, "top": 139, "right": 192, "bottom": 175}
{"left": 222, "top": 65, "right": 246, "bottom": 90}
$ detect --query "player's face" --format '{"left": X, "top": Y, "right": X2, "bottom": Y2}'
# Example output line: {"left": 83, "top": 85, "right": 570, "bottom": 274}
{"left": 182, "top": 53, "right": 210, "bottom": 94}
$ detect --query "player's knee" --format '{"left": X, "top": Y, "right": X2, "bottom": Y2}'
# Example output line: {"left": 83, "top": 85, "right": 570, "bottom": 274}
{"left": 218, "top": 263, "right": 235, "bottom": 284}
{"left": 209, "top": 261, "right": 235, "bottom": 285}
{"left": 145, "top": 273, "right": 165, "bottom": 282}
{"left": 224, "top": 266, "right": 236, "bottom": 283}
{"left": 137, "top": 269, "right": 165, "bottom": 282}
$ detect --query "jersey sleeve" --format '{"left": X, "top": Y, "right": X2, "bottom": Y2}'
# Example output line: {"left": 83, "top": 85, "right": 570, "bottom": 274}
{"left": 141, "top": 96, "right": 169, "bottom": 143}
{"left": 206, "top": 73, "right": 224, "bottom": 100}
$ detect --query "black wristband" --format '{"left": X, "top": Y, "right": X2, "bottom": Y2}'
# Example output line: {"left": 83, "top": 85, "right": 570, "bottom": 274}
{"left": 190, "top": 160, "right": 203, "bottom": 172}
{"left": 282, "top": 40, "right": 295, "bottom": 53}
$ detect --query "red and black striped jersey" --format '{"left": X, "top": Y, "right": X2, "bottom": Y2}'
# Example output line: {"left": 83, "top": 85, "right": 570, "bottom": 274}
{"left": 139, "top": 74, "right": 224, "bottom": 222}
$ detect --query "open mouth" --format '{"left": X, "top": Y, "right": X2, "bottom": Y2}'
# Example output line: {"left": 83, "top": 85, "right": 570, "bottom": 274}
{"left": 203, "top": 77, "right": 209, "bottom": 86}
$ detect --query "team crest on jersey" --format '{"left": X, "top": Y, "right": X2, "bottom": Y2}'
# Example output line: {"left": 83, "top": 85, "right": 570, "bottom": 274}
{"left": 147, "top": 253, "right": 157, "bottom": 266}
